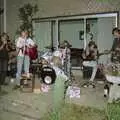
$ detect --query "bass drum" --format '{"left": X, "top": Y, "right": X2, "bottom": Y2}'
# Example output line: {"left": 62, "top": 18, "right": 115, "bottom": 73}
{"left": 41, "top": 65, "right": 56, "bottom": 85}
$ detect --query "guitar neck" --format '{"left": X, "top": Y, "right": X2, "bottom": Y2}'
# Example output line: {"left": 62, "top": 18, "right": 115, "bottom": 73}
{"left": 98, "top": 50, "right": 111, "bottom": 56}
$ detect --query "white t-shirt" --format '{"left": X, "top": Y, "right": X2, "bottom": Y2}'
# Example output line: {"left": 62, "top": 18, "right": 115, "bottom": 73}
{"left": 16, "top": 37, "right": 35, "bottom": 57}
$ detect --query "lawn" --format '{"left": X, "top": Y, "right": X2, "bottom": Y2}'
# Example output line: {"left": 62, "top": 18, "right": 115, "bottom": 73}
{"left": 42, "top": 102, "right": 120, "bottom": 120}
{"left": 107, "top": 102, "right": 120, "bottom": 120}
{"left": 42, "top": 103, "right": 107, "bottom": 120}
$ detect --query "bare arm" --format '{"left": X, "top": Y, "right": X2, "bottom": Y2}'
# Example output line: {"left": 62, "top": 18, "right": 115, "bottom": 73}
{"left": 93, "top": 49, "right": 98, "bottom": 60}
{"left": 85, "top": 47, "right": 90, "bottom": 56}
{"left": 82, "top": 51, "right": 86, "bottom": 59}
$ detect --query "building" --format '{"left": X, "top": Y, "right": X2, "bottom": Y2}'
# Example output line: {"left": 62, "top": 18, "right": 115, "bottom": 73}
{"left": 0, "top": 0, "right": 120, "bottom": 66}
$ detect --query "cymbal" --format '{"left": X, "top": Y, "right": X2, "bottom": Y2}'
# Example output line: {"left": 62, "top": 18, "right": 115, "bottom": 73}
{"left": 45, "top": 45, "right": 53, "bottom": 49}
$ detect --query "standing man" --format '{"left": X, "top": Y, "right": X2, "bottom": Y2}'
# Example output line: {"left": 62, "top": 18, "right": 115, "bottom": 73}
{"left": 0, "top": 33, "right": 9, "bottom": 86}
{"left": 14, "top": 30, "right": 35, "bottom": 89}
{"left": 111, "top": 28, "right": 120, "bottom": 63}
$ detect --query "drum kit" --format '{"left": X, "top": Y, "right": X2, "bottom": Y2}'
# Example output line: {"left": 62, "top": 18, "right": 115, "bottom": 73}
{"left": 37, "top": 41, "right": 72, "bottom": 85}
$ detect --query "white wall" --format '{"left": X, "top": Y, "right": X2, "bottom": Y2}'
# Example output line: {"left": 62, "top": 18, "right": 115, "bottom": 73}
{"left": 97, "top": 17, "right": 115, "bottom": 64}
{"left": 97, "top": 17, "right": 114, "bottom": 52}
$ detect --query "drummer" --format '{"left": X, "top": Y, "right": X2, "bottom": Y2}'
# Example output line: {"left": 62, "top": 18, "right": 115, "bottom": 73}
{"left": 42, "top": 40, "right": 71, "bottom": 69}
{"left": 53, "top": 40, "right": 71, "bottom": 65}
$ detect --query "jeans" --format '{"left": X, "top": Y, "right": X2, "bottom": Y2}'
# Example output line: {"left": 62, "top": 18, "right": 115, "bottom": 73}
{"left": 83, "top": 61, "right": 97, "bottom": 82}
{"left": 16, "top": 55, "right": 30, "bottom": 85}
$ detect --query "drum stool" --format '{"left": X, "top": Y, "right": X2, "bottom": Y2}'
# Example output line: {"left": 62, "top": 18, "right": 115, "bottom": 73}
{"left": 83, "top": 66, "right": 104, "bottom": 79}
{"left": 83, "top": 66, "right": 92, "bottom": 79}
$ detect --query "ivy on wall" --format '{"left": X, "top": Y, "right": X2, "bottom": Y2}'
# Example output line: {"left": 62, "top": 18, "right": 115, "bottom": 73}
{"left": 17, "top": 3, "right": 38, "bottom": 37}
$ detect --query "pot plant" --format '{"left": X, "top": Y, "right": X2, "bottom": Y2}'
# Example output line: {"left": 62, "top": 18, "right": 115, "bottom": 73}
{"left": 104, "top": 63, "right": 120, "bottom": 84}
{"left": 17, "top": 3, "right": 38, "bottom": 37}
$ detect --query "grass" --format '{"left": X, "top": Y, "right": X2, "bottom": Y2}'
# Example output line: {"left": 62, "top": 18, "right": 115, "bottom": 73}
{"left": 42, "top": 103, "right": 107, "bottom": 120}
{"left": 107, "top": 102, "right": 120, "bottom": 120}
{"left": 42, "top": 75, "right": 120, "bottom": 120}
{"left": 42, "top": 102, "right": 120, "bottom": 120}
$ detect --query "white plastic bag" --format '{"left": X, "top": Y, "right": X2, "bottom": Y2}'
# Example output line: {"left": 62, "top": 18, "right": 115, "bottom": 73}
{"left": 66, "top": 86, "right": 80, "bottom": 98}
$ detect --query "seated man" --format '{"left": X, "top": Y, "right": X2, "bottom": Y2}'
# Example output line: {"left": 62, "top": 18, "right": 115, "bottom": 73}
{"left": 82, "top": 41, "right": 99, "bottom": 84}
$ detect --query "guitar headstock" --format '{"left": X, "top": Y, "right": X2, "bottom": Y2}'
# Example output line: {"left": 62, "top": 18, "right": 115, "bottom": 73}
{"left": 103, "top": 50, "right": 110, "bottom": 54}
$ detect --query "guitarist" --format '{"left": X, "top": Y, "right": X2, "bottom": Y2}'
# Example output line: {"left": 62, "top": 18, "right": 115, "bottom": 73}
{"left": 82, "top": 41, "right": 99, "bottom": 83}
{"left": 111, "top": 28, "right": 120, "bottom": 63}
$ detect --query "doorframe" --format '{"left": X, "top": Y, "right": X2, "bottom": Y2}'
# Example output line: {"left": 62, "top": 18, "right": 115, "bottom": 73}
{"left": 3, "top": 0, "right": 6, "bottom": 32}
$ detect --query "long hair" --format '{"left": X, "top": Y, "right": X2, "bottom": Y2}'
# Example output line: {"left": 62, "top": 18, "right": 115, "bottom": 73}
{"left": 88, "top": 41, "right": 96, "bottom": 47}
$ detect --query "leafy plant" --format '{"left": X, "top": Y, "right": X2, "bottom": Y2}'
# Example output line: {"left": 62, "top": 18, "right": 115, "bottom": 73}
{"left": 104, "top": 63, "right": 120, "bottom": 76}
{"left": 17, "top": 3, "right": 38, "bottom": 37}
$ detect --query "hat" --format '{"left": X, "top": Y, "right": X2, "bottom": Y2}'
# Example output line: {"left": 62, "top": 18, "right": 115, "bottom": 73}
{"left": 59, "top": 40, "right": 72, "bottom": 48}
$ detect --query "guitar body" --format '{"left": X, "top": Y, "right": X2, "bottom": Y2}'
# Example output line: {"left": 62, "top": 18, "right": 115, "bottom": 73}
{"left": 28, "top": 46, "right": 38, "bottom": 60}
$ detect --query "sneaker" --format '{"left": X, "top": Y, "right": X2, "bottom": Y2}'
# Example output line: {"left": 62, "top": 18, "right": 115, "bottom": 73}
{"left": 13, "top": 85, "right": 21, "bottom": 90}
{"left": 88, "top": 83, "right": 95, "bottom": 88}
{"left": 83, "top": 84, "right": 88, "bottom": 88}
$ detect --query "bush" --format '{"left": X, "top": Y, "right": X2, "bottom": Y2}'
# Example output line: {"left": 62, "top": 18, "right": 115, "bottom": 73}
{"left": 42, "top": 104, "right": 107, "bottom": 120}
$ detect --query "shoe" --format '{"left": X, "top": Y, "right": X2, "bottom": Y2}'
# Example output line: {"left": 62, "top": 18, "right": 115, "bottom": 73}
{"left": 2, "top": 83, "right": 8, "bottom": 86}
{"left": 82, "top": 82, "right": 88, "bottom": 88}
{"left": 88, "top": 83, "right": 95, "bottom": 88}
{"left": 13, "top": 85, "right": 20, "bottom": 90}
{"left": 83, "top": 85, "right": 88, "bottom": 88}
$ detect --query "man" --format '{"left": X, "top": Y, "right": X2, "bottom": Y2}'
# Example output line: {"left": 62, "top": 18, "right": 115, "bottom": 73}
{"left": 0, "top": 33, "right": 9, "bottom": 86}
{"left": 14, "top": 30, "right": 35, "bottom": 89}
{"left": 111, "top": 28, "right": 120, "bottom": 63}
{"left": 82, "top": 41, "right": 99, "bottom": 86}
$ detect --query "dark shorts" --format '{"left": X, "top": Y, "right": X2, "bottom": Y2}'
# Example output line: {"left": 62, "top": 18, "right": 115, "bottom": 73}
{"left": 0, "top": 59, "right": 8, "bottom": 72}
